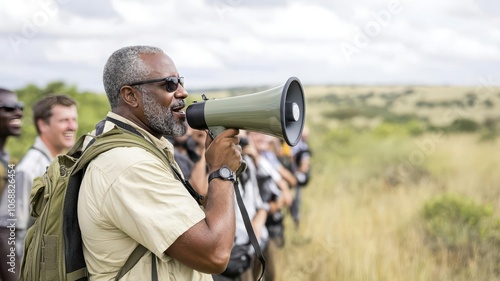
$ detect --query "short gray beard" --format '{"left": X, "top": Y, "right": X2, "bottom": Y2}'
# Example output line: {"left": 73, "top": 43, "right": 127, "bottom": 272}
{"left": 142, "top": 89, "right": 187, "bottom": 137}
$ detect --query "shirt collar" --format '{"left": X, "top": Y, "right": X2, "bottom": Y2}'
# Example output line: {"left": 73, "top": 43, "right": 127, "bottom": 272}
{"left": 105, "top": 112, "right": 175, "bottom": 154}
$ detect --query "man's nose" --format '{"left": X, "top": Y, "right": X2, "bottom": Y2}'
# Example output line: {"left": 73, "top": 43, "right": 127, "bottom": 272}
{"left": 14, "top": 107, "right": 23, "bottom": 117}
{"left": 175, "top": 84, "right": 188, "bottom": 99}
{"left": 68, "top": 120, "right": 78, "bottom": 131}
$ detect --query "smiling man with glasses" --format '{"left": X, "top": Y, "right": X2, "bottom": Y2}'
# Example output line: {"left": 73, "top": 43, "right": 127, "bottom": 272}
{"left": 0, "top": 87, "right": 23, "bottom": 280}
{"left": 78, "top": 45, "right": 243, "bottom": 280}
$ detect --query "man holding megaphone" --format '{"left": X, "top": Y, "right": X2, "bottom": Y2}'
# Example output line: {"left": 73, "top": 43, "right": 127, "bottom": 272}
{"left": 78, "top": 45, "right": 243, "bottom": 280}
{"left": 79, "top": 44, "right": 305, "bottom": 281}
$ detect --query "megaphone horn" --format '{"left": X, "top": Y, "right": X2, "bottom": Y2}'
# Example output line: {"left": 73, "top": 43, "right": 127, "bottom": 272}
{"left": 186, "top": 77, "right": 306, "bottom": 146}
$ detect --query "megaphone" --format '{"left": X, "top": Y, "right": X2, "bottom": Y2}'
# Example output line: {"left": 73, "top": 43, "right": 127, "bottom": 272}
{"left": 186, "top": 77, "right": 305, "bottom": 146}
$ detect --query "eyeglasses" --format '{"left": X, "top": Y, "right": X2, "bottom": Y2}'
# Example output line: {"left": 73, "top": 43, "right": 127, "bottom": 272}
{"left": 129, "top": 76, "right": 185, "bottom": 93}
{"left": 0, "top": 102, "right": 24, "bottom": 112}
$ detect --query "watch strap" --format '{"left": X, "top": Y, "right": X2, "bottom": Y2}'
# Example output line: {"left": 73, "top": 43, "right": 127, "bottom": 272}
{"left": 208, "top": 170, "right": 220, "bottom": 183}
{"left": 208, "top": 166, "right": 235, "bottom": 183}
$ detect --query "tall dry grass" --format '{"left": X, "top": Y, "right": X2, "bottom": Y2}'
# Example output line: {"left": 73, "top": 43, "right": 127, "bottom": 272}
{"left": 273, "top": 130, "right": 500, "bottom": 281}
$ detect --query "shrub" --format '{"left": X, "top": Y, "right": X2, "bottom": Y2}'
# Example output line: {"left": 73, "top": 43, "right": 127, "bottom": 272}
{"left": 372, "top": 122, "right": 409, "bottom": 138}
{"left": 372, "top": 119, "right": 425, "bottom": 137}
{"left": 447, "top": 118, "right": 480, "bottom": 133}
{"left": 324, "top": 107, "right": 362, "bottom": 120}
{"left": 423, "top": 194, "right": 491, "bottom": 247}
{"left": 421, "top": 194, "right": 499, "bottom": 276}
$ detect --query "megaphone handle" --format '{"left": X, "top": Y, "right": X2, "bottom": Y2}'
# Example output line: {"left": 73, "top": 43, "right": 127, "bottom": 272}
{"left": 205, "top": 126, "right": 247, "bottom": 176}
{"left": 235, "top": 161, "right": 247, "bottom": 177}
{"left": 206, "top": 129, "right": 216, "bottom": 140}
{"left": 207, "top": 126, "right": 226, "bottom": 140}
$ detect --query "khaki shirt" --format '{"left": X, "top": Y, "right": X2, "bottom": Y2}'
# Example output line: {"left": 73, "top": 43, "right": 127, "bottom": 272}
{"left": 78, "top": 112, "right": 212, "bottom": 280}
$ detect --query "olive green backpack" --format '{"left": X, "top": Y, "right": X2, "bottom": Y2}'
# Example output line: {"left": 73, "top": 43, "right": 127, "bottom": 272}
{"left": 19, "top": 120, "right": 177, "bottom": 281}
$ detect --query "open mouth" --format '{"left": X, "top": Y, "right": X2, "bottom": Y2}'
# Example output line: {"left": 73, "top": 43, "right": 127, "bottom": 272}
{"left": 9, "top": 118, "right": 22, "bottom": 128}
{"left": 172, "top": 104, "right": 186, "bottom": 117}
{"left": 63, "top": 131, "right": 75, "bottom": 139}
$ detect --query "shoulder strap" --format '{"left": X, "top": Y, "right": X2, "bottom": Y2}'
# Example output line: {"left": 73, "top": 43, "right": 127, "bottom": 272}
{"left": 233, "top": 179, "right": 266, "bottom": 281}
{"left": 105, "top": 116, "right": 140, "bottom": 136}
{"left": 114, "top": 244, "right": 158, "bottom": 281}
{"left": 103, "top": 117, "right": 205, "bottom": 204}
{"left": 28, "top": 146, "right": 51, "bottom": 162}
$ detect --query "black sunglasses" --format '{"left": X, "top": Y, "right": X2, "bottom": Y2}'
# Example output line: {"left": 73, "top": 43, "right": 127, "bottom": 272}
{"left": 129, "top": 76, "right": 184, "bottom": 93}
{"left": 0, "top": 102, "right": 24, "bottom": 112}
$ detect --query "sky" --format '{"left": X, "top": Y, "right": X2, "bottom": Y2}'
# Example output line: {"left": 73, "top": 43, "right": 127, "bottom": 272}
{"left": 1, "top": 0, "right": 499, "bottom": 93}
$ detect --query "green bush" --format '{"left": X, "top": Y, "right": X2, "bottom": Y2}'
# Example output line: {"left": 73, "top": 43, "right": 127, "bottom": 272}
{"left": 324, "top": 107, "right": 363, "bottom": 120}
{"left": 421, "top": 194, "right": 499, "bottom": 275}
{"left": 371, "top": 119, "right": 425, "bottom": 137}
{"left": 372, "top": 122, "right": 408, "bottom": 138}
{"left": 447, "top": 118, "right": 481, "bottom": 133}
{"left": 325, "top": 126, "right": 357, "bottom": 145}
{"left": 423, "top": 194, "right": 491, "bottom": 246}
{"left": 483, "top": 219, "right": 500, "bottom": 275}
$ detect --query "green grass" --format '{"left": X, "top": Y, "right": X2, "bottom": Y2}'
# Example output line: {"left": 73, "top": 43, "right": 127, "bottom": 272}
{"left": 272, "top": 85, "right": 500, "bottom": 280}
{"left": 274, "top": 129, "right": 500, "bottom": 280}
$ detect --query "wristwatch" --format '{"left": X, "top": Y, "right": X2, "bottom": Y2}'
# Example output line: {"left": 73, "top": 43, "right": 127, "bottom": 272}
{"left": 208, "top": 166, "right": 235, "bottom": 183}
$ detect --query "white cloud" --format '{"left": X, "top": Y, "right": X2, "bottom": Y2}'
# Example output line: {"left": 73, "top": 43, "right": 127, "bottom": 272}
{"left": 1, "top": 0, "right": 499, "bottom": 92}
{"left": 170, "top": 39, "right": 225, "bottom": 69}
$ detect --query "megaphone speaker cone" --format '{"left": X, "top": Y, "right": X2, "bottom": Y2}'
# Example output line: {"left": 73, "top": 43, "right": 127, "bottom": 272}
{"left": 186, "top": 77, "right": 305, "bottom": 146}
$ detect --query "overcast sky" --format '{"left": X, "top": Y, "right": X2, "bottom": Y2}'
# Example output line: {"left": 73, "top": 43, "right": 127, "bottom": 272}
{"left": 1, "top": 0, "right": 499, "bottom": 93}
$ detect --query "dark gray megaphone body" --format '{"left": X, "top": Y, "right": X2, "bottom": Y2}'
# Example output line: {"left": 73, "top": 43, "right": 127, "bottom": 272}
{"left": 186, "top": 77, "right": 305, "bottom": 146}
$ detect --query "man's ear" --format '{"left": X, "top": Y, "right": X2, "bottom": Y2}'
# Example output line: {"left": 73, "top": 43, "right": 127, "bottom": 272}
{"left": 120, "top": 86, "right": 141, "bottom": 108}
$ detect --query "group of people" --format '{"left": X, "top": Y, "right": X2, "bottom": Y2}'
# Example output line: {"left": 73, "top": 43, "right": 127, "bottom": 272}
{"left": 164, "top": 114, "right": 312, "bottom": 281}
{"left": 0, "top": 45, "right": 311, "bottom": 281}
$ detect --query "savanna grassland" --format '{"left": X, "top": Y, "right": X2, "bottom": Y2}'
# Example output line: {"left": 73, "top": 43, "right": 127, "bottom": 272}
{"left": 274, "top": 85, "right": 500, "bottom": 281}
{"left": 9, "top": 82, "right": 500, "bottom": 281}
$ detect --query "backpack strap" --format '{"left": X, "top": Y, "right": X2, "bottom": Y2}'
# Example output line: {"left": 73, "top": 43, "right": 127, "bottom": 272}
{"left": 104, "top": 117, "right": 205, "bottom": 205}
{"left": 105, "top": 116, "right": 141, "bottom": 136}
{"left": 151, "top": 255, "right": 157, "bottom": 281}
{"left": 114, "top": 244, "right": 158, "bottom": 281}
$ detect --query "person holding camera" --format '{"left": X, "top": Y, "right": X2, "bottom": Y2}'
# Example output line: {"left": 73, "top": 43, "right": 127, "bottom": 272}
{"left": 77, "top": 45, "right": 243, "bottom": 280}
